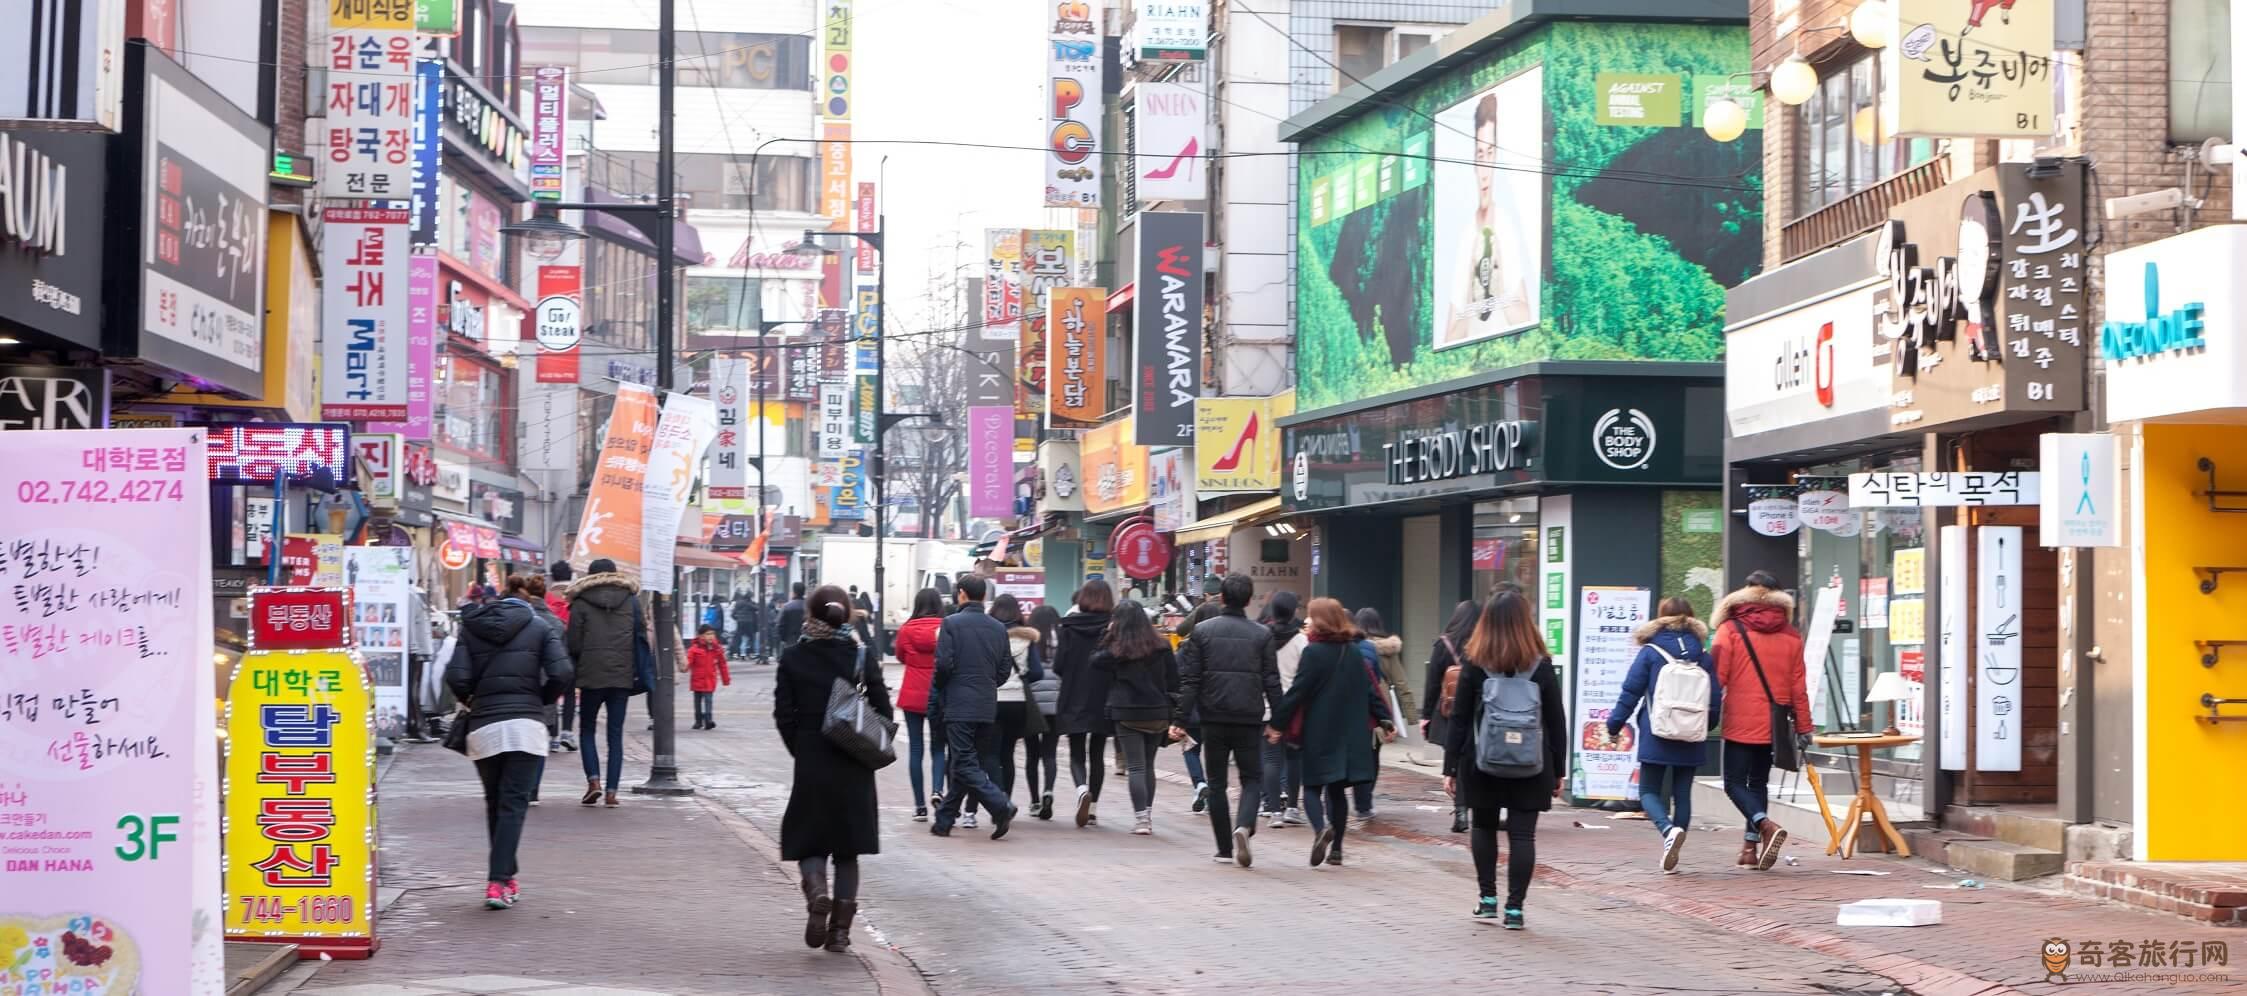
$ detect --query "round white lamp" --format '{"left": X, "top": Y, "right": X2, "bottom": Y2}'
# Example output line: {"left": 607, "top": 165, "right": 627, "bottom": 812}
{"left": 1771, "top": 55, "right": 1819, "bottom": 106}
{"left": 1704, "top": 98, "right": 1750, "bottom": 143}
{"left": 1849, "top": 0, "right": 1895, "bottom": 49}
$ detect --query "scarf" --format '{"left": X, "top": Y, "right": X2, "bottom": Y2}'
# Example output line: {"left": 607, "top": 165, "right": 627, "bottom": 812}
{"left": 802, "top": 618, "right": 841, "bottom": 642}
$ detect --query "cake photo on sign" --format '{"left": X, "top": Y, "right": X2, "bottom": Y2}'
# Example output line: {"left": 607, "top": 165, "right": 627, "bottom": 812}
{"left": 0, "top": 913, "right": 142, "bottom": 993}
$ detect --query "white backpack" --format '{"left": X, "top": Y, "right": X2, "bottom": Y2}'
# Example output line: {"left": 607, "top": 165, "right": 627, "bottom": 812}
{"left": 1647, "top": 644, "right": 1711, "bottom": 743}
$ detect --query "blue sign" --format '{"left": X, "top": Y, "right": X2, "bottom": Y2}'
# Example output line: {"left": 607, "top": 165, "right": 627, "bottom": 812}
{"left": 411, "top": 60, "right": 441, "bottom": 248}
{"left": 2101, "top": 262, "right": 2205, "bottom": 362}
{"left": 831, "top": 449, "right": 867, "bottom": 519}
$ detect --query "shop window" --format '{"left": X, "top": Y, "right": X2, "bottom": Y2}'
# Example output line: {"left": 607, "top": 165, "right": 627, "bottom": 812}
{"left": 1794, "top": 53, "right": 1938, "bottom": 216}
{"left": 2171, "top": 0, "right": 2232, "bottom": 143}
{"left": 1795, "top": 455, "right": 1927, "bottom": 765}
{"left": 1471, "top": 497, "right": 1541, "bottom": 602}
{"left": 437, "top": 354, "right": 511, "bottom": 462}
{"left": 687, "top": 276, "right": 762, "bottom": 333}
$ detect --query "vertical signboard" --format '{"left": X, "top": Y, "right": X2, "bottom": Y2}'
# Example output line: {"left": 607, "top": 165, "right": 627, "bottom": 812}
{"left": 1886, "top": 0, "right": 2055, "bottom": 139}
{"left": 2038, "top": 432, "right": 2120, "bottom": 547}
{"left": 984, "top": 228, "right": 1025, "bottom": 340}
{"left": 1045, "top": 0, "right": 1101, "bottom": 207}
{"left": 1023, "top": 229, "right": 1074, "bottom": 314}
{"left": 137, "top": 49, "right": 269, "bottom": 398}
{"left": 1018, "top": 315, "right": 1048, "bottom": 422}
{"left": 320, "top": 207, "right": 411, "bottom": 421}
{"left": 964, "top": 324, "right": 1017, "bottom": 407}
{"left": 708, "top": 355, "right": 748, "bottom": 506}
{"left": 1938, "top": 524, "right": 1967, "bottom": 770}
{"left": 409, "top": 59, "right": 441, "bottom": 248}
{"left": 968, "top": 405, "right": 1015, "bottom": 517}
{"left": 1, "top": 428, "right": 220, "bottom": 990}
{"left": 345, "top": 545, "right": 414, "bottom": 741}
{"left": 528, "top": 66, "right": 567, "bottom": 203}
{"left": 1572, "top": 586, "right": 1651, "bottom": 801}
{"left": 818, "top": 382, "right": 851, "bottom": 459}
{"left": 819, "top": 0, "right": 853, "bottom": 229}
{"left": 570, "top": 383, "right": 658, "bottom": 569}
{"left": 1974, "top": 525, "right": 2023, "bottom": 772}
{"left": 1082, "top": 417, "right": 1151, "bottom": 515}
{"left": 1134, "top": 78, "right": 1207, "bottom": 201}
{"left": 1047, "top": 286, "right": 1106, "bottom": 423}
{"left": 1541, "top": 495, "right": 1573, "bottom": 675}
{"left": 640, "top": 392, "right": 718, "bottom": 591}
{"left": 854, "top": 182, "right": 877, "bottom": 274}
{"left": 533, "top": 264, "right": 582, "bottom": 384}
{"left": 1133, "top": 212, "right": 1203, "bottom": 446}
{"left": 319, "top": 5, "right": 415, "bottom": 199}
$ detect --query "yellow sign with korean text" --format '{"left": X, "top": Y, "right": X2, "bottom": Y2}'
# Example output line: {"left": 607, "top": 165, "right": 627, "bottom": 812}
{"left": 224, "top": 650, "right": 374, "bottom": 945}
{"left": 327, "top": 0, "right": 413, "bottom": 29}
{"left": 1195, "top": 394, "right": 1291, "bottom": 493}
{"left": 1082, "top": 417, "right": 1149, "bottom": 514}
{"left": 1887, "top": 0, "right": 2056, "bottom": 138}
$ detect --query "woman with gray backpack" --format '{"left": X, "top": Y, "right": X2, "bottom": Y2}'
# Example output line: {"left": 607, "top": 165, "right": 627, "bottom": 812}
{"left": 1603, "top": 597, "right": 1721, "bottom": 874}
{"left": 1444, "top": 590, "right": 1567, "bottom": 930}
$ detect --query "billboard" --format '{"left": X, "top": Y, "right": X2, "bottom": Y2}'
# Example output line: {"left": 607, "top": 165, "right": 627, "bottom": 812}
{"left": 1133, "top": 211, "right": 1202, "bottom": 446}
{"left": 1047, "top": 287, "right": 1106, "bottom": 423}
{"left": 319, "top": 207, "right": 411, "bottom": 422}
{"left": 1045, "top": 0, "right": 1102, "bottom": 207}
{"left": 1083, "top": 417, "right": 1150, "bottom": 515}
{"left": 1293, "top": 22, "right": 1761, "bottom": 412}
{"left": 1195, "top": 394, "right": 1290, "bottom": 493}
{"left": 1135, "top": 79, "right": 1207, "bottom": 201}
{"left": 1886, "top": 0, "right": 2055, "bottom": 139}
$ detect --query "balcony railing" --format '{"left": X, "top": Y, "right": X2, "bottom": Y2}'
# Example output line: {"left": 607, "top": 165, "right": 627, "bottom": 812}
{"left": 1781, "top": 156, "right": 1952, "bottom": 262}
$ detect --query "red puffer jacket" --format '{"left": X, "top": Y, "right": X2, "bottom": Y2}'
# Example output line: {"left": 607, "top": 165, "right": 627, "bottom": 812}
{"left": 894, "top": 615, "right": 943, "bottom": 713}
{"left": 1710, "top": 585, "right": 1813, "bottom": 746}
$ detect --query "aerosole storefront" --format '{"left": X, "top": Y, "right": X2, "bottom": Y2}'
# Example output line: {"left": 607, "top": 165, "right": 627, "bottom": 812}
{"left": 2099, "top": 223, "right": 2247, "bottom": 860}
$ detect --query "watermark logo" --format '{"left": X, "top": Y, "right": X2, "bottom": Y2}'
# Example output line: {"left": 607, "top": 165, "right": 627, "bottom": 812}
{"left": 2038, "top": 937, "right": 2232, "bottom": 985}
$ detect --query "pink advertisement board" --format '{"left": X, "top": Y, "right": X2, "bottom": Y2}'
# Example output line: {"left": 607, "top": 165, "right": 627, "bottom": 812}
{"left": 968, "top": 405, "right": 1014, "bottom": 518}
{"left": 366, "top": 256, "right": 438, "bottom": 439}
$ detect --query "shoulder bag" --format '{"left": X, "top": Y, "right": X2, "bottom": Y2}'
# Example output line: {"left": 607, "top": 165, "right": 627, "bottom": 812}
{"left": 824, "top": 648, "right": 899, "bottom": 769}
{"left": 1730, "top": 619, "right": 1801, "bottom": 772}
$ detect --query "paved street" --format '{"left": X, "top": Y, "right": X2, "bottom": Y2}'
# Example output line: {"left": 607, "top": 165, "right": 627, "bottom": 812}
{"left": 285, "top": 665, "right": 2245, "bottom": 996}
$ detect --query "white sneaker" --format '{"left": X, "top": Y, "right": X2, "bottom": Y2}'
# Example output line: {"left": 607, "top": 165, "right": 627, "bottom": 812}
{"left": 1283, "top": 807, "right": 1307, "bottom": 826}
{"left": 1269, "top": 811, "right": 1285, "bottom": 829}
{"left": 1131, "top": 810, "right": 1153, "bottom": 835}
{"left": 1662, "top": 827, "right": 1687, "bottom": 873}
{"left": 961, "top": 812, "right": 979, "bottom": 830}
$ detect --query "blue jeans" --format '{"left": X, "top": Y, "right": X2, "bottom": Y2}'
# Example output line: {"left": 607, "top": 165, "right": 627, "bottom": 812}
{"left": 1259, "top": 738, "right": 1303, "bottom": 811}
{"left": 904, "top": 710, "right": 946, "bottom": 809}
{"left": 1722, "top": 740, "right": 1774, "bottom": 841}
{"left": 577, "top": 687, "right": 631, "bottom": 792}
{"left": 1638, "top": 761, "right": 1694, "bottom": 836}
{"left": 1181, "top": 730, "right": 1206, "bottom": 786}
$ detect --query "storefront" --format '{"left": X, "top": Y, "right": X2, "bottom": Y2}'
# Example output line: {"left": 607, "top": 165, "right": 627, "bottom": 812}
{"left": 2097, "top": 223, "right": 2247, "bottom": 860}
{"left": 0, "top": 126, "right": 106, "bottom": 358}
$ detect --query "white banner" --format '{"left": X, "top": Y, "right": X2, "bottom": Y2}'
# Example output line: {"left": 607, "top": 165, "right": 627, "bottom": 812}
{"left": 318, "top": 28, "right": 416, "bottom": 199}
{"left": 346, "top": 545, "right": 415, "bottom": 741}
{"left": 709, "top": 356, "right": 748, "bottom": 508}
{"left": 1572, "top": 586, "right": 1650, "bottom": 802}
{"left": 1939, "top": 524, "right": 1968, "bottom": 770}
{"left": 1974, "top": 525, "right": 2024, "bottom": 772}
{"left": 1848, "top": 472, "right": 2039, "bottom": 508}
{"left": 1134, "top": 78, "right": 1207, "bottom": 201}
{"left": 818, "top": 381, "right": 851, "bottom": 460}
{"left": 320, "top": 206, "right": 412, "bottom": 421}
{"left": 640, "top": 392, "right": 718, "bottom": 593}
{"left": 1045, "top": 0, "right": 1102, "bottom": 207}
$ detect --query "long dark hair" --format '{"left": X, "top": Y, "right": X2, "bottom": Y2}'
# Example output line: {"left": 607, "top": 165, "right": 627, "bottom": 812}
{"left": 1441, "top": 599, "right": 1479, "bottom": 645}
{"left": 991, "top": 593, "right": 1023, "bottom": 625}
{"left": 911, "top": 587, "right": 945, "bottom": 620}
{"left": 1029, "top": 603, "right": 1062, "bottom": 653}
{"left": 1463, "top": 591, "right": 1547, "bottom": 676}
{"left": 1101, "top": 601, "right": 1166, "bottom": 660}
{"left": 1353, "top": 606, "right": 1389, "bottom": 639}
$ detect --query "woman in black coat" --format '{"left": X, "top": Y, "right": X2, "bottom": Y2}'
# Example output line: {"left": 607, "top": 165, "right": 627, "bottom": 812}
{"left": 1051, "top": 579, "right": 1117, "bottom": 826}
{"left": 1419, "top": 600, "right": 1482, "bottom": 833}
{"left": 775, "top": 586, "right": 892, "bottom": 955}
{"left": 1443, "top": 590, "right": 1567, "bottom": 930}
{"left": 1092, "top": 601, "right": 1178, "bottom": 835}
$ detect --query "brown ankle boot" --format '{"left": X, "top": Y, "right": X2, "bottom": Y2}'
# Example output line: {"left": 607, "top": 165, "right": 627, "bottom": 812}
{"left": 1737, "top": 840, "right": 1759, "bottom": 867}
{"left": 801, "top": 878, "right": 831, "bottom": 949}
{"left": 1755, "top": 819, "right": 1789, "bottom": 870}
{"left": 824, "top": 899, "right": 857, "bottom": 953}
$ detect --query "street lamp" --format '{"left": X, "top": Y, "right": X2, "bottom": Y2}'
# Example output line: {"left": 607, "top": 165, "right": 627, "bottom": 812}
{"left": 755, "top": 317, "right": 816, "bottom": 651}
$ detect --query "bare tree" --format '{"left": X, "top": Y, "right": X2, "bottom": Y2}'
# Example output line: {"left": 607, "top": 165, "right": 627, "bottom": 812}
{"left": 888, "top": 333, "right": 971, "bottom": 539}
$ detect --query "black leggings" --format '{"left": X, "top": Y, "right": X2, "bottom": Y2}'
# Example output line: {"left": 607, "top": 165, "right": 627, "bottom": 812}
{"left": 796, "top": 855, "right": 860, "bottom": 902}
{"left": 1030, "top": 728, "right": 1060, "bottom": 796}
{"left": 1067, "top": 732, "right": 1109, "bottom": 801}
{"left": 1470, "top": 807, "right": 1540, "bottom": 908}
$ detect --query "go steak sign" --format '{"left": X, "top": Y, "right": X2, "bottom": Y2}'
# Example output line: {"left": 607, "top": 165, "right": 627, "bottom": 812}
{"left": 1134, "top": 212, "right": 1202, "bottom": 446}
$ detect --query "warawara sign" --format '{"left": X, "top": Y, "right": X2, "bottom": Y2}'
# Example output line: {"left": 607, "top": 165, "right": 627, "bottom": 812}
{"left": 1385, "top": 420, "right": 1534, "bottom": 486}
{"left": 1133, "top": 212, "right": 1203, "bottom": 446}
{"left": 2101, "top": 224, "right": 2247, "bottom": 424}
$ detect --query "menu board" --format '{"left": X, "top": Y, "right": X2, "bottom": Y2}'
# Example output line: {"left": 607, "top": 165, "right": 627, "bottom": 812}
{"left": 223, "top": 648, "right": 375, "bottom": 948}
{"left": 1571, "top": 585, "right": 1650, "bottom": 802}
{"left": 0, "top": 428, "right": 221, "bottom": 993}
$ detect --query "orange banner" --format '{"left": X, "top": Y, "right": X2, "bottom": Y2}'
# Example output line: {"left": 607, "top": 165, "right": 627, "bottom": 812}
{"left": 569, "top": 383, "right": 658, "bottom": 567}
{"left": 1047, "top": 287, "right": 1106, "bottom": 423}
{"left": 1083, "top": 416, "right": 1149, "bottom": 515}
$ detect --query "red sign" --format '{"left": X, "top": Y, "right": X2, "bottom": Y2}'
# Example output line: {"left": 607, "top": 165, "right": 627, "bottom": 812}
{"left": 473, "top": 525, "right": 502, "bottom": 558}
{"left": 1472, "top": 538, "right": 1503, "bottom": 572}
{"left": 855, "top": 182, "right": 877, "bottom": 274}
{"left": 1111, "top": 520, "right": 1173, "bottom": 580}
{"left": 208, "top": 423, "right": 352, "bottom": 484}
{"left": 249, "top": 588, "right": 353, "bottom": 651}
{"left": 279, "top": 537, "right": 318, "bottom": 586}
{"left": 438, "top": 539, "right": 474, "bottom": 571}
{"left": 534, "top": 264, "right": 582, "bottom": 384}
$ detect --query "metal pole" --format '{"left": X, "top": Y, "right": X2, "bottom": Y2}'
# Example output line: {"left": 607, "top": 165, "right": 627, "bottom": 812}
{"left": 755, "top": 328, "right": 767, "bottom": 662}
{"left": 871, "top": 212, "right": 887, "bottom": 651}
{"left": 637, "top": 0, "right": 689, "bottom": 796}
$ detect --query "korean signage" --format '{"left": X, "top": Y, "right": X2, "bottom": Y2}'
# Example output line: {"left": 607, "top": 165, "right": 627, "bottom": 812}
{"left": 320, "top": 207, "right": 411, "bottom": 421}
{"left": 1134, "top": 78, "right": 1206, "bottom": 201}
{"left": 1046, "top": 0, "right": 1102, "bottom": 207}
{"left": 0, "top": 365, "right": 109, "bottom": 430}
{"left": 207, "top": 423, "right": 351, "bottom": 485}
{"left": 570, "top": 383, "right": 657, "bottom": 569}
{"left": 528, "top": 66, "right": 567, "bottom": 203}
{"left": 1194, "top": 396, "right": 1286, "bottom": 492}
{"left": 354, "top": 432, "right": 400, "bottom": 499}
{"left": 1131, "top": 0, "right": 1207, "bottom": 61}
{"left": 441, "top": 66, "right": 528, "bottom": 178}
{"left": 416, "top": 0, "right": 459, "bottom": 34}
{"left": 969, "top": 405, "right": 1015, "bottom": 518}
{"left": 2038, "top": 433, "right": 2121, "bottom": 548}
{"left": 854, "top": 182, "right": 878, "bottom": 274}
{"left": 398, "top": 441, "right": 436, "bottom": 524}
{"left": 1, "top": 428, "right": 220, "bottom": 992}
{"left": 1848, "top": 472, "right": 2039, "bottom": 508}
{"left": 708, "top": 356, "right": 749, "bottom": 503}
{"left": 534, "top": 264, "right": 583, "bottom": 384}
{"left": 366, "top": 255, "right": 437, "bottom": 438}
{"left": 0, "top": 130, "right": 106, "bottom": 349}
{"left": 409, "top": 60, "right": 441, "bottom": 247}
{"left": 832, "top": 449, "right": 868, "bottom": 519}
{"left": 1047, "top": 287, "right": 1105, "bottom": 423}
{"left": 1572, "top": 586, "right": 1651, "bottom": 801}
{"left": 1018, "top": 316, "right": 1048, "bottom": 422}
{"left": 818, "top": 0, "right": 852, "bottom": 228}
{"left": 1024, "top": 230, "right": 1074, "bottom": 314}
{"left": 319, "top": 6, "right": 415, "bottom": 199}
{"left": 640, "top": 391, "right": 718, "bottom": 591}
{"left": 1134, "top": 212, "right": 1204, "bottom": 446}
{"left": 818, "top": 382, "right": 851, "bottom": 459}
{"left": 134, "top": 47, "right": 269, "bottom": 397}
{"left": 224, "top": 641, "right": 376, "bottom": 948}
{"left": 2100, "top": 225, "right": 2247, "bottom": 423}
{"left": 1083, "top": 416, "right": 1151, "bottom": 514}
{"left": 1886, "top": 0, "right": 2055, "bottom": 139}
{"left": 345, "top": 547, "right": 414, "bottom": 741}
{"left": 985, "top": 228, "right": 1025, "bottom": 339}
{"left": 1974, "top": 525, "right": 2023, "bottom": 771}
{"left": 470, "top": 482, "right": 525, "bottom": 534}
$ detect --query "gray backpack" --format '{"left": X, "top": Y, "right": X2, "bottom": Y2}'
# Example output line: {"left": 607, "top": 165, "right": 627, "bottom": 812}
{"left": 1473, "top": 668, "right": 1544, "bottom": 778}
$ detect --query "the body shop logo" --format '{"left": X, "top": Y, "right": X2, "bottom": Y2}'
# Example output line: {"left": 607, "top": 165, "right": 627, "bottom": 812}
{"left": 1592, "top": 408, "right": 1656, "bottom": 471}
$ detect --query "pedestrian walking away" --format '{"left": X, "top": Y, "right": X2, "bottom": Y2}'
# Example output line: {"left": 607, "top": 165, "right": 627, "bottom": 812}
{"left": 777, "top": 582, "right": 808, "bottom": 649}
{"left": 446, "top": 590, "right": 573, "bottom": 910}
{"left": 1261, "top": 591, "right": 1308, "bottom": 827}
{"left": 1094, "top": 601, "right": 1180, "bottom": 836}
{"left": 1025, "top": 603, "right": 1064, "bottom": 820}
{"left": 894, "top": 588, "right": 948, "bottom": 821}
{"left": 542, "top": 563, "right": 577, "bottom": 751}
{"left": 1419, "top": 599, "right": 1481, "bottom": 833}
{"left": 1352, "top": 607, "right": 1408, "bottom": 822}
{"left": 1269, "top": 598, "right": 1392, "bottom": 869}
{"left": 930, "top": 574, "right": 1019, "bottom": 838}
{"left": 1445, "top": 590, "right": 1567, "bottom": 929}
{"left": 564, "top": 559, "right": 645, "bottom": 808}
{"left": 1711, "top": 570, "right": 1813, "bottom": 872}
{"left": 991, "top": 594, "right": 1047, "bottom": 812}
{"left": 1604, "top": 597, "right": 1722, "bottom": 874}
{"left": 1053, "top": 579, "right": 1117, "bottom": 827}
{"left": 684, "top": 624, "right": 732, "bottom": 729}
{"left": 1172, "top": 573, "right": 1280, "bottom": 866}
{"left": 774, "top": 585, "right": 892, "bottom": 954}
{"left": 730, "top": 588, "right": 763, "bottom": 660}
{"left": 506, "top": 575, "right": 564, "bottom": 764}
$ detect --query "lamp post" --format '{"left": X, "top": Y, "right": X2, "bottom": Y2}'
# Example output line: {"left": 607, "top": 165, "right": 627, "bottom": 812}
{"left": 756, "top": 318, "right": 816, "bottom": 656}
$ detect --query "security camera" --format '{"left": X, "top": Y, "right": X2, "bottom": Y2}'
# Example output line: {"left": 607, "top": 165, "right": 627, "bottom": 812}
{"left": 2104, "top": 188, "right": 2187, "bottom": 221}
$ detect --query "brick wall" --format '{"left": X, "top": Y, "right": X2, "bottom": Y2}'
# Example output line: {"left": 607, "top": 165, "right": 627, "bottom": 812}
{"left": 271, "top": 0, "right": 308, "bottom": 207}
{"left": 1750, "top": 0, "right": 1867, "bottom": 264}
{"left": 2080, "top": 0, "right": 2233, "bottom": 258}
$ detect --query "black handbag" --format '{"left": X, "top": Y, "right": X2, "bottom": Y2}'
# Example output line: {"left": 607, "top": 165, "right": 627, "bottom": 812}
{"left": 1731, "top": 619, "right": 1801, "bottom": 772}
{"left": 441, "top": 707, "right": 472, "bottom": 754}
{"left": 823, "top": 647, "right": 898, "bottom": 769}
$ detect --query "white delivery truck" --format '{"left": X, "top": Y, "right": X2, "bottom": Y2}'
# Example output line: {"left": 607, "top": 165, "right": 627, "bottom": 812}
{"left": 820, "top": 535, "right": 976, "bottom": 627}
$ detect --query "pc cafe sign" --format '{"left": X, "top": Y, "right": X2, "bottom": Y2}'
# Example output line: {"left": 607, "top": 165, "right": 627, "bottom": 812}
{"left": 2100, "top": 225, "right": 2247, "bottom": 424}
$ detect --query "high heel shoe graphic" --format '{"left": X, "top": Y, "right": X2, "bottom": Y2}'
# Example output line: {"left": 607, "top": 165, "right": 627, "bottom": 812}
{"left": 1145, "top": 139, "right": 1199, "bottom": 180}
{"left": 1210, "top": 412, "right": 1259, "bottom": 471}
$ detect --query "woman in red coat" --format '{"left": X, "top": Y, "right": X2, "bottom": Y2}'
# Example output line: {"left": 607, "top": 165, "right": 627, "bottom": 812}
{"left": 683, "top": 625, "right": 731, "bottom": 730}
{"left": 893, "top": 588, "right": 948, "bottom": 821}
{"left": 1710, "top": 571, "right": 1813, "bottom": 871}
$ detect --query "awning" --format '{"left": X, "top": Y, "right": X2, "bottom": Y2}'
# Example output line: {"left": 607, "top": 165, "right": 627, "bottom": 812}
{"left": 1108, "top": 283, "right": 1135, "bottom": 313}
{"left": 498, "top": 535, "right": 544, "bottom": 564}
{"left": 1174, "top": 497, "right": 1287, "bottom": 546}
{"left": 674, "top": 546, "right": 751, "bottom": 570}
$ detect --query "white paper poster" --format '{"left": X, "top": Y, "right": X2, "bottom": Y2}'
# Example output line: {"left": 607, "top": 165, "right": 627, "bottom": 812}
{"left": 1975, "top": 525, "right": 2023, "bottom": 771}
{"left": 639, "top": 392, "right": 718, "bottom": 592}
{"left": 320, "top": 207, "right": 412, "bottom": 421}
{"left": 1801, "top": 584, "right": 1842, "bottom": 728}
{"left": 1572, "top": 585, "right": 1650, "bottom": 801}
{"left": 346, "top": 545, "right": 414, "bottom": 740}
{"left": 1939, "top": 524, "right": 1968, "bottom": 770}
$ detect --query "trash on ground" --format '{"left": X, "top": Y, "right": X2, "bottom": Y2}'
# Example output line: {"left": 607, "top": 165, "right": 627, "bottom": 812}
{"left": 1836, "top": 898, "right": 1942, "bottom": 927}
{"left": 1830, "top": 869, "right": 1891, "bottom": 876}
{"left": 1571, "top": 821, "right": 1611, "bottom": 830}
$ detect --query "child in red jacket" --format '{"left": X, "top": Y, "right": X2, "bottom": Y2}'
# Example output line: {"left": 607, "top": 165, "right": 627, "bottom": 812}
{"left": 684, "top": 625, "right": 731, "bottom": 730}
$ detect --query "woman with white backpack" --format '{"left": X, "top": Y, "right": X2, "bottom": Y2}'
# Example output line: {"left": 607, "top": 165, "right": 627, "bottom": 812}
{"left": 1603, "top": 597, "right": 1722, "bottom": 874}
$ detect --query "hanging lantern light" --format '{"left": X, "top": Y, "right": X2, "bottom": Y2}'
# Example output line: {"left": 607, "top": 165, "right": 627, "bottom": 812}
{"left": 1704, "top": 97, "right": 1751, "bottom": 143}
{"left": 1850, "top": 0, "right": 1895, "bottom": 49}
{"left": 1770, "top": 55, "right": 1819, "bottom": 106}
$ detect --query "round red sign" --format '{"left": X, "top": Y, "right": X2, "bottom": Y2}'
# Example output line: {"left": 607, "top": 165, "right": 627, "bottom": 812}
{"left": 1111, "top": 520, "right": 1173, "bottom": 581}
{"left": 438, "top": 538, "right": 474, "bottom": 571}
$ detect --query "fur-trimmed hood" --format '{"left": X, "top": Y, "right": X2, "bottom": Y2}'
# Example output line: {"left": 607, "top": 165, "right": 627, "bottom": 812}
{"left": 1367, "top": 634, "right": 1404, "bottom": 656}
{"left": 566, "top": 571, "right": 640, "bottom": 612}
{"left": 1007, "top": 625, "right": 1042, "bottom": 644}
{"left": 1632, "top": 615, "right": 1709, "bottom": 644}
{"left": 1716, "top": 584, "right": 1796, "bottom": 635}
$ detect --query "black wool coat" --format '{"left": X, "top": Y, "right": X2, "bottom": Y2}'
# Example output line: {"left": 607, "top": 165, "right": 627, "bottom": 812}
{"left": 774, "top": 635, "right": 892, "bottom": 860}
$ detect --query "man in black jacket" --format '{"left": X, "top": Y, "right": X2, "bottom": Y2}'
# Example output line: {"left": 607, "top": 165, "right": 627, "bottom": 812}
{"left": 929, "top": 574, "right": 1017, "bottom": 838}
{"left": 729, "top": 589, "right": 761, "bottom": 660}
{"left": 1172, "top": 574, "right": 1280, "bottom": 867}
{"left": 777, "top": 582, "right": 808, "bottom": 648}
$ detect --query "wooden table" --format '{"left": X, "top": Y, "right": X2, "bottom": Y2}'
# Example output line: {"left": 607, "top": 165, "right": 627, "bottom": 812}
{"left": 1811, "top": 733, "right": 1921, "bottom": 858}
